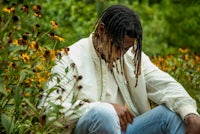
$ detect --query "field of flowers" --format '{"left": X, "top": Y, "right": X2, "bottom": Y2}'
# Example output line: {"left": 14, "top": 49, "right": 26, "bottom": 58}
{"left": 0, "top": 2, "right": 67, "bottom": 133}
{"left": 151, "top": 48, "right": 200, "bottom": 111}
{"left": 0, "top": 1, "right": 199, "bottom": 134}
{"left": 151, "top": 48, "right": 200, "bottom": 109}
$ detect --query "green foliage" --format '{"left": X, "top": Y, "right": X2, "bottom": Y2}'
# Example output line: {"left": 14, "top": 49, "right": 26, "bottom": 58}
{"left": 161, "top": 0, "right": 200, "bottom": 51}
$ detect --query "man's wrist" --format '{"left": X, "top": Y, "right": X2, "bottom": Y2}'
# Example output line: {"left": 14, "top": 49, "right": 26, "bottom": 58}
{"left": 184, "top": 113, "right": 200, "bottom": 124}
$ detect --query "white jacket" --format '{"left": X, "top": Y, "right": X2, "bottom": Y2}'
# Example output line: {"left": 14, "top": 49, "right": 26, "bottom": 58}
{"left": 41, "top": 33, "right": 199, "bottom": 133}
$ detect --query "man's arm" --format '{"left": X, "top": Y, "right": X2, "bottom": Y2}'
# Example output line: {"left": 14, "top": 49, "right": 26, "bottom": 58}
{"left": 142, "top": 52, "right": 200, "bottom": 133}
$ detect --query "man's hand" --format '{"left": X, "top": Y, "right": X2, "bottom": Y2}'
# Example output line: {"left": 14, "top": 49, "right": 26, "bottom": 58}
{"left": 110, "top": 103, "right": 134, "bottom": 132}
{"left": 185, "top": 114, "right": 200, "bottom": 134}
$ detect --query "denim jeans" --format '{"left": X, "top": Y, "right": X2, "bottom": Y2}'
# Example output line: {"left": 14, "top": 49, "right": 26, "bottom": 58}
{"left": 73, "top": 103, "right": 186, "bottom": 134}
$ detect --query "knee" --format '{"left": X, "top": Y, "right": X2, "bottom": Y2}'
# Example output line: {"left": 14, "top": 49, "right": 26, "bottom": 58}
{"left": 157, "top": 105, "right": 176, "bottom": 117}
{"left": 156, "top": 105, "right": 182, "bottom": 123}
{"left": 90, "top": 103, "right": 119, "bottom": 123}
{"left": 89, "top": 103, "right": 120, "bottom": 133}
{"left": 91, "top": 103, "right": 116, "bottom": 117}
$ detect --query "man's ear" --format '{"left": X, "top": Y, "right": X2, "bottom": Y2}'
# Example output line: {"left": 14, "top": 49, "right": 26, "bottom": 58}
{"left": 97, "top": 23, "right": 105, "bottom": 35}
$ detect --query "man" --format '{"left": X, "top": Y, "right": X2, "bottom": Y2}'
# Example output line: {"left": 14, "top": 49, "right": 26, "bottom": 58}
{"left": 41, "top": 5, "right": 200, "bottom": 134}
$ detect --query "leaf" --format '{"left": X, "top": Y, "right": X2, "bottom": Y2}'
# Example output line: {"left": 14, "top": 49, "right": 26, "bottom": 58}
{"left": 23, "top": 98, "right": 37, "bottom": 112}
{"left": 57, "top": 77, "right": 61, "bottom": 83}
{"left": 53, "top": 121, "right": 64, "bottom": 128}
{"left": 0, "top": 80, "right": 7, "bottom": 95}
{"left": 14, "top": 87, "right": 21, "bottom": 107}
{"left": 1, "top": 114, "right": 14, "bottom": 134}
{"left": 65, "top": 67, "right": 69, "bottom": 73}
{"left": 19, "top": 70, "right": 27, "bottom": 82}
{"left": 49, "top": 73, "right": 60, "bottom": 81}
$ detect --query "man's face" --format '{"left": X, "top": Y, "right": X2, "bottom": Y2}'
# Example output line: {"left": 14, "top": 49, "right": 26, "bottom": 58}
{"left": 95, "top": 23, "right": 135, "bottom": 62}
{"left": 112, "top": 35, "right": 135, "bottom": 60}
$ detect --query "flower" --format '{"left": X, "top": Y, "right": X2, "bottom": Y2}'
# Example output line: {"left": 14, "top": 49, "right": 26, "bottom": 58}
{"left": 4, "top": 85, "right": 11, "bottom": 93}
{"left": 33, "top": 5, "right": 41, "bottom": 17}
{"left": 33, "top": 5, "right": 41, "bottom": 12}
{"left": 21, "top": 5, "right": 29, "bottom": 13}
{"left": 12, "top": 16, "right": 19, "bottom": 22}
{"left": 48, "top": 32, "right": 64, "bottom": 42}
{"left": 179, "top": 48, "right": 188, "bottom": 53}
{"left": 22, "top": 53, "right": 30, "bottom": 62}
{"left": 38, "top": 78, "right": 46, "bottom": 83}
{"left": 49, "top": 50, "right": 56, "bottom": 61}
{"left": 25, "top": 92, "right": 31, "bottom": 97}
{"left": 37, "top": 65, "right": 44, "bottom": 71}
{"left": 50, "top": 21, "right": 58, "bottom": 29}
{"left": 13, "top": 39, "right": 19, "bottom": 45}
{"left": 54, "top": 35, "right": 64, "bottom": 42}
{"left": 34, "top": 12, "right": 41, "bottom": 17}
{"left": 3, "top": 7, "right": 15, "bottom": 13}
{"left": 29, "top": 41, "right": 39, "bottom": 50}
{"left": 63, "top": 47, "right": 69, "bottom": 55}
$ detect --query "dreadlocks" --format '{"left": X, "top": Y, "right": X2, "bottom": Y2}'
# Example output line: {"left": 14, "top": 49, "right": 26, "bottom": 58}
{"left": 93, "top": 5, "right": 142, "bottom": 87}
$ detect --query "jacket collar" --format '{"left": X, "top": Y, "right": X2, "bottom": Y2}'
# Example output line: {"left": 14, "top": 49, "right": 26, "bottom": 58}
{"left": 88, "top": 33, "right": 100, "bottom": 61}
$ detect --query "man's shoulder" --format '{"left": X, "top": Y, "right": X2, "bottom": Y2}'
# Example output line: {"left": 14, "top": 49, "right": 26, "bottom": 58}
{"left": 69, "top": 37, "right": 89, "bottom": 50}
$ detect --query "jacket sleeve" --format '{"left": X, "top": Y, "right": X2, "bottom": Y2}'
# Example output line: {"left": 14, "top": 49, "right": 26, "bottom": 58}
{"left": 39, "top": 51, "right": 100, "bottom": 128}
{"left": 142, "top": 52, "right": 199, "bottom": 119}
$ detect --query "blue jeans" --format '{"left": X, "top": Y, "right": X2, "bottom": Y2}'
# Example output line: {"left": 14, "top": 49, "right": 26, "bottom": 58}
{"left": 73, "top": 103, "right": 186, "bottom": 134}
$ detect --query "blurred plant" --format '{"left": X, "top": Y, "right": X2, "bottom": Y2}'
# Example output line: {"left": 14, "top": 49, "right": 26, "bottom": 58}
{"left": 151, "top": 48, "right": 200, "bottom": 112}
{"left": 0, "top": 2, "right": 68, "bottom": 133}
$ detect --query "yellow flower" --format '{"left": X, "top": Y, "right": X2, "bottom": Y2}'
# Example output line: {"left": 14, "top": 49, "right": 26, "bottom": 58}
{"left": 50, "top": 21, "right": 58, "bottom": 29}
{"left": 197, "top": 66, "right": 200, "bottom": 71}
{"left": 21, "top": 5, "right": 29, "bottom": 13}
{"left": 194, "top": 55, "right": 200, "bottom": 63}
{"left": 38, "top": 78, "right": 46, "bottom": 83}
{"left": 54, "top": 35, "right": 64, "bottom": 42}
{"left": 183, "top": 54, "right": 189, "bottom": 61}
{"left": 34, "top": 12, "right": 41, "bottom": 17}
{"left": 190, "top": 60, "right": 195, "bottom": 68}
{"left": 12, "top": 39, "right": 19, "bottom": 45}
{"left": 29, "top": 41, "right": 38, "bottom": 50}
{"left": 25, "top": 93, "right": 31, "bottom": 97}
{"left": 4, "top": 85, "right": 11, "bottom": 93}
{"left": 37, "top": 65, "right": 43, "bottom": 71}
{"left": 47, "top": 72, "right": 51, "bottom": 77}
{"left": 3, "top": 7, "right": 15, "bottom": 13}
{"left": 21, "top": 53, "right": 30, "bottom": 62}
{"left": 33, "top": 5, "right": 41, "bottom": 12}
{"left": 179, "top": 48, "right": 188, "bottom": 53}
{"left": 12, "top": 57, "right": 19, "bottom": 60}
{"left": 37, "top": 83, "right": 42, "bottom": 87}
{"left": 33, "top": 5, "right": 41, "bottom": 17}
{"left": 50, "top": 49, "right": 56, "bottom": 61}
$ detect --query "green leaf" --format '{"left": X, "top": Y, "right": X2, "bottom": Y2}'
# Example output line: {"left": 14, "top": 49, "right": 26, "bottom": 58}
{"left": 53, "top": 121, "right": 64, "bottom": 128}
{"left": 65, "top": 67, "right": 69, "bottom": 73}
{"left": 23, "top": 98, "right": 37, "bottom": 112}
{"left": 14, "top": 87, "right": 21, "bottom": 107}
{"left": 19, "top": 70, "right": 27, "bottom": 83}
{"left": 57, "top": 77, "right": 61, "bottom": 83}
{"left": 1, "top": 114, "right": 14, "bottom": 134}
{"left": 0, "top": 80, "right": 7, "bottom": 95}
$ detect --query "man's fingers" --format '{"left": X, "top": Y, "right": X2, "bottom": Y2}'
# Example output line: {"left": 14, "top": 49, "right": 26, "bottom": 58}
{"left": 127, "top": 112, "right": 134, "bottom": 123}
{"left": 120, "top": 119, "right": 126, "bottom": 132}
{"left": 127, "top": 110, "right": 134, "bottom": 123}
